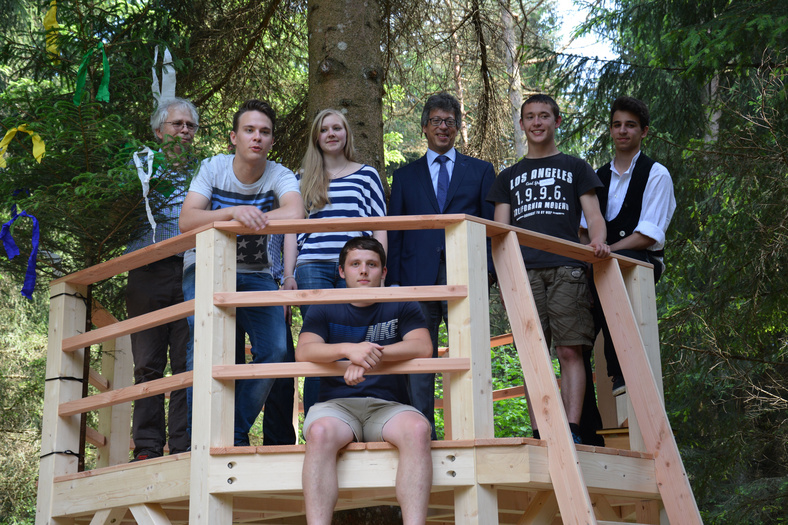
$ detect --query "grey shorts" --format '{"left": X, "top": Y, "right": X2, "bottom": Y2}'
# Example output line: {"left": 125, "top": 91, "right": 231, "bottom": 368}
{"left": 527, "top": 266, "right": 595, "bottom": 348}
{"left": 303, "top": 397, "right": 425, "bottom": 443}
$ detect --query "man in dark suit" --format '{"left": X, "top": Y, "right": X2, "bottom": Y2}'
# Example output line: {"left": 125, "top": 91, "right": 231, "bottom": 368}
{"left": 388, "top": 92, "right": 496, "bottom": 438}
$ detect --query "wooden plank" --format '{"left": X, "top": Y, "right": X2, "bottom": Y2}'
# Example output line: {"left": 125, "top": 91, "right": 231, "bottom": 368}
{"left": 53, "top": 234, "right": 196, "bottom": 286}
{"left": 189, "top": 228, "right": 235, "bottom": 524}
{"left": 214, "top": 284, "right": 467, "bottom": 307}
{"left": 36, "top": 282, "right": 87, "bottom": 525}
{"left": 88, "top": 368, "right": 110, "bottom": 392}
{"left": 61, "top": 301, "right": 193, "bottom": 353}
{"left": 59, "top": 372, "right": 193, "bottom": 417}
{"left": 490, "top": 333, "right": 514, "bottom": 348}
{"left": 593, "top": 257, "right": 702, "bottom": 524}
{"left": 590, "top": 494, "right": 621, "bottom": 521}
{"left": 476, "top": 216, "right": 648, "bottom": 270}
{"left": 621, "top": 264, "right": 663, "bottom": 452}
{"left": 52, "top": 215, "right": 649, "bottom": 288}
{"left": 102, "top": 336, "right": 133, "bottom": 467}
{"left": 444, "top": 220, "right": 497, "bottom": 524}
{"left": 211, "top": 357, "right": 470, "bottom": 380}
{"left": 491, "top": 231, "right": 596, "bottom": 525}
{"left": 129, "top": 503, "right": 172, "bottom": 525}
{"left": 89, "top": 507, "right": 127, "bottom": 525}
{"left": 516, "top": 491, "right": 558, "bottom": 525}
{"left": 90, "top": 299, "right": 119, "bottom": 329}
{"left": 51, "top": 456, "right": 191, "bottom": 515}
{"left": 85, "top": 426, "right": 106, "bottom": 448}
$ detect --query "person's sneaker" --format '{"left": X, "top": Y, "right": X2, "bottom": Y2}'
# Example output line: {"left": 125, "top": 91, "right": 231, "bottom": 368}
{"left": 571, "top": 432, "right": 583, "bottom": 444}
{"left": 612, "top": 376, "right": 627, "bottom": 396}
{"left": 131, "top": 450, "right": 162, "bottom": 462}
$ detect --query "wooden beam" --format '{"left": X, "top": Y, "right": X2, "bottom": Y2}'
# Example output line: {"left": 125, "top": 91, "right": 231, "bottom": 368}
{"left": 95, "top": 335, "right": 133, "bottom": 468}
{"left": 89, "top": 507, "right": 127, "bottom": 525}
{"left": 189, "top": 227, "right": 235, "bottom": 524}
{"left": 61, "top": 301, "right": 193, "bottom": 353}
{"left": 444, "top": 220, "right": 497, "bottom": 524}
{"left": 593, "top": 257, "right": 701, "bottom": 524}
{"left": 129, "top": 503, "right": 172, "bottom": 525}
{"left": 53, "top": 234, "right": 196, "bottom": 286}
{"left": 88, "top": 368, "right": 110, "bottom": 392}
{"left": 212, "top": 358, "right": 470, "bottom": 380}
{"left": 491, "top": 231, "right": 596, "bottom": 525}
{"left": 36, "top": 282, "right": 87, "bottom": 525}
{"left": 516, "top": 491, "right": 558, "bottom": 525}
{"left": 59, "top": 372, "right": 193, "bottom": 417}
{"left": 214, "top": 284, "right": 467, "bottom": 307}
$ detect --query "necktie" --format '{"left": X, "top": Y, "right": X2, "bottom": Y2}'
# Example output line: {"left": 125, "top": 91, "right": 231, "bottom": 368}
{"left": 436, "top": 155, "right": 449, "bottom": 212}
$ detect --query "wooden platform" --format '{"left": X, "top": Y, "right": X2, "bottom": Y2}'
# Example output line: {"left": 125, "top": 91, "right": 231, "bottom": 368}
{"left": 36, "top": 216, "right": 701, "bottom": 524}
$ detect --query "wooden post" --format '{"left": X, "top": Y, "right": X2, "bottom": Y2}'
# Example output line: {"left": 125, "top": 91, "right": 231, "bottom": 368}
{"left": 492, "top": 231, "right": 596, "bottom": 525}
{"left": 594, "top": 257, "right": 702, "bottom": 524}
{"left": 36, "top": 282, "right": 87, "bottom": 525}
{"left": 445, "top": 220, "right": 497, "bottom": 524}
{"left": 188, "top": 228, "right": 236, "bottom": 524}
{"left": 95, "top": 335, "right": 133, "bottom": 468}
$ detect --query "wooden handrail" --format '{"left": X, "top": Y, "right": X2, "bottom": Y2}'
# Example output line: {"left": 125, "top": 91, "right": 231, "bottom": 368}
{"left": 212, "top": 357, "right": 470, "bottom": 380}
{"left": 214, "top": 285, "right": 467, "bottom": 308}
{"left": 52, "top": 215, "right": 652, "bottom": 288}
{"left": 58, "top": 358, "right": 470, "bottom": 417}
{"left": 61, "top": 300, "right": 194, "bottom": 353}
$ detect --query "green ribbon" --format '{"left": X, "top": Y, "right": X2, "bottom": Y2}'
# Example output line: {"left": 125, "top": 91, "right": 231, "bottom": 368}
{"left": 73, "top": 42, "right": 110, "bottom": 105}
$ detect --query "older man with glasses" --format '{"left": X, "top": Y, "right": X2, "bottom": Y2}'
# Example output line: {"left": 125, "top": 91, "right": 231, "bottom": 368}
{"left": 387, "top": 92, "right": 497, "bottom": 439}
{"left": 125, "top": 97, "right": 199, "bottom": 461}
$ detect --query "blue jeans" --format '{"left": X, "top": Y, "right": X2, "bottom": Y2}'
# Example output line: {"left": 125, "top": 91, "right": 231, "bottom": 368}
{"left": 296, "top": 260, "right": 345, "bottom": 414}
{"left": 184, "top": 265, "right": 288, "bottom": 445}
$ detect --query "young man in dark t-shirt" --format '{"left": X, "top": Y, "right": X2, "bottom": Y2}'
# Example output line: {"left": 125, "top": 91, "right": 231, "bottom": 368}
{"left": 296, "top": 237, "right": 433, "bottom": 525}
{"left": 487, "top": 94, "right": 610, "bottom": 444}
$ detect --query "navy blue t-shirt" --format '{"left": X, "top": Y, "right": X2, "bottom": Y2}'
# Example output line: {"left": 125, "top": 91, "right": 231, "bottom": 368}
{"left": 301, "top": 301, "right": 427, "bottom": 404}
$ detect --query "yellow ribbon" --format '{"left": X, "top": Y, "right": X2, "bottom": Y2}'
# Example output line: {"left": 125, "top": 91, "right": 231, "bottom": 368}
{"left": 0, "top": 125, "right": 46, "bottom": 168}
{"left": 43, "top": 1, "right": 60, "bottom": 64}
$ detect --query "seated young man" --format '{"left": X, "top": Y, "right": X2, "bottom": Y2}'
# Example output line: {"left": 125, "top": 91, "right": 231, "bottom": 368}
{"left": 296, "top": 237, "right": 433, "bottom": 525}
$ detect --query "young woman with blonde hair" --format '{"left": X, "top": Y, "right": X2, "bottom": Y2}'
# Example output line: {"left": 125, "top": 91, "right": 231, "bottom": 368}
{"left": 284, "top": 109, "right": 387, "bottom": 413}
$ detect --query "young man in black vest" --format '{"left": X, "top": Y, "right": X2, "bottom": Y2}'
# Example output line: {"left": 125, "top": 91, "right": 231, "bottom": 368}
{"left": 583, "top": 96, "right": 676, "bottom": 395}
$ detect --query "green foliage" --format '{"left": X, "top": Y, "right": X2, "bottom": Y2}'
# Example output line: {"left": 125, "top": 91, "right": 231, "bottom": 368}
{"left": 0, "top": 274, "right": 48, "bottom": 523}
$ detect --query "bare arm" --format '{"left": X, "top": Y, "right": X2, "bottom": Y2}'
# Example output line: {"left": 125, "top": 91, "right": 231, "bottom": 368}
{"left": 373, "top": 230, "right": 387, "bottom": 254}
{"left": 296, "top": 331, "right": 383, "bottom": 369}
{"left": 494, "top": 202, "right": 512, "bottom": 225}
{"left": 610, "top": 231, "right": 656, "bottom": 252}
{"left": 265, "top": 191, "right": 305, "bottom": 221}
{"left": 283, "top": 233, "right": 298, "bottom": 291}
{"left": 579, "top": 191, "right": 610, "bottom": 258}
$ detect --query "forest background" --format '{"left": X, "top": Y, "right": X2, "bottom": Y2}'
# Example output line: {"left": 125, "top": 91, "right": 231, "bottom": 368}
{"left": 0, "top": 0, "right": 786, "bottom": 523}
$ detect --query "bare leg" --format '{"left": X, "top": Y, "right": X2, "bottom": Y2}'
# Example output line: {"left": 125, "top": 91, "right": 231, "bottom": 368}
{"left": 555, "top": 344, "right": 586, "bottom": 425}
{"left": 381, "top": 411, "right": 432, "bottom": 525}
{"left": 303, "top": 417, "right": 355, "bottom": 525}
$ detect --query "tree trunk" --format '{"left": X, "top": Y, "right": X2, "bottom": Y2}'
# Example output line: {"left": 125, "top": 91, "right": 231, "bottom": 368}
{"left": 307, "top": 0, "right": 385, "bottom": 179}
{"left": 499, "top": 0, "right": 526, "bottom": 159}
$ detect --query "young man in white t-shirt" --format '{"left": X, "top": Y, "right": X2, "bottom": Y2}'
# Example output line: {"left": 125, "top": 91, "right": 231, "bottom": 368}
{"left": 180, "top": 99, "right": 304, "bottom": 446}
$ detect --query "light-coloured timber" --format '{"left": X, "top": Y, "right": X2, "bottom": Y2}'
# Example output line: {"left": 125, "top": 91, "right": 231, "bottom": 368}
{"left": 61, "top": 300, "right": 193, "bottom": 353}
{"left": 492, "top": 231, "right": 596, "bottom": 525}
{"left": 594, "top": 258, "right": 701, "bottom": 524}
{"left": 214, "top": 284, "right": 467, "bottom": 307}
{"left": 37, "top": 217, "right": 701, "bottom": 525}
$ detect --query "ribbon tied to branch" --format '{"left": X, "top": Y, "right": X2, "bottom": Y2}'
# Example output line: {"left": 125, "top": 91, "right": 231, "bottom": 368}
{"left": 43, "top": 0, "right": 60, "bottom": 64}
{"left": 0, "top": 125, "right": 46, "bottom": 168}
{"left": 73, "top": 42, "right": 110, "bottom": 105}
{"left": 0, "top": 205, "right": 40, "bottom": 299}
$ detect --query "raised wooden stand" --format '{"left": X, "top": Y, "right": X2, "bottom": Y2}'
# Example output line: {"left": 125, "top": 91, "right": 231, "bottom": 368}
{"left": 36, "top": 216, "right": 702, "bottom": 524}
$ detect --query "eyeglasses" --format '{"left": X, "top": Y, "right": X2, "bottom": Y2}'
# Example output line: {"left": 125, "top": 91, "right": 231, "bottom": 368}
{"left": 428, "top": 117, "right": 457, "bottom": 128}
{"left": 163, "top": 121, "right": 199, "bottom": 132}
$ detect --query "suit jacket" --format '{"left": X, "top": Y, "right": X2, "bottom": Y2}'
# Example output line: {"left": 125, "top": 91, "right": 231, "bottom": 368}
{"left": 387, "top": 151, "right": 496, "bottom": 286}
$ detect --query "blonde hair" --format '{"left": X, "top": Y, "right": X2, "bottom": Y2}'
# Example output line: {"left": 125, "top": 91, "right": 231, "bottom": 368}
{"left": 300, "top": 109, "right": 357, "bottom": 213}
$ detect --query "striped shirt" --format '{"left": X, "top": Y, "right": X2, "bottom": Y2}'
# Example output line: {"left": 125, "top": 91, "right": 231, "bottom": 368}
{"left": 189, "top": 154, "right": 300, "bottom": 273}
{"left": 297, "top": 165, "right": 386, "bottom": 262}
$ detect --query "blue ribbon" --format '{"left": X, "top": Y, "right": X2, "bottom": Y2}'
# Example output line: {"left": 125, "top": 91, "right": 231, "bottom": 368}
{"left": 0, "top": 205, "right": 40, "bottom": 299}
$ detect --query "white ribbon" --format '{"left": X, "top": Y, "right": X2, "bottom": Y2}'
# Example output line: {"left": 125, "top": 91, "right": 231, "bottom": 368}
{"left": 132, "top": 147, "right": 157, "bottom": 243}
{"left": 151, "top": 46, "right": 176, "bottom": 105}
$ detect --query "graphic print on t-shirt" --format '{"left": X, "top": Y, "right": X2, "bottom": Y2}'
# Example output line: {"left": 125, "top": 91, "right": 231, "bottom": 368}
{"left": 509, "top": 166, "right": 574, "bottom": 222}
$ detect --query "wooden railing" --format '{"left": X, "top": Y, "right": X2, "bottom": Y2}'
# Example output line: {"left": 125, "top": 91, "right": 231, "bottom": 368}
{"left": 36, "top": 215, "right": 701, "bottom": 525}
